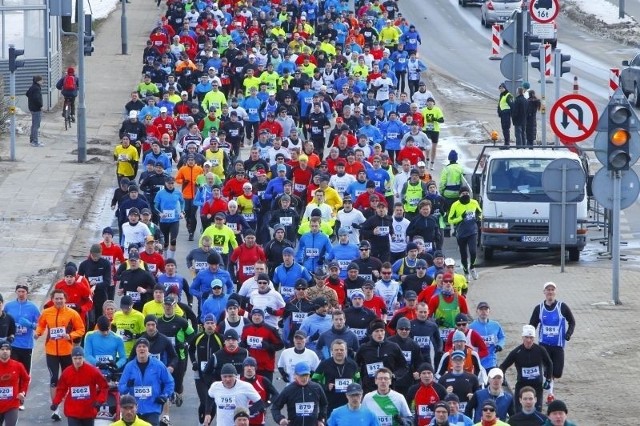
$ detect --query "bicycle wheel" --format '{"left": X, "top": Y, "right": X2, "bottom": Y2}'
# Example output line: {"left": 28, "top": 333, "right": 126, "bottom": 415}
{"left": 64, "top": 106, "right": 71, "bottom": 130}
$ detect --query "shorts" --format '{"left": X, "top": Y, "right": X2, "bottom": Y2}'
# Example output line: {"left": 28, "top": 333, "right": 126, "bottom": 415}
{"left": 541, "top": 344, "right": 565, "bottom": 378}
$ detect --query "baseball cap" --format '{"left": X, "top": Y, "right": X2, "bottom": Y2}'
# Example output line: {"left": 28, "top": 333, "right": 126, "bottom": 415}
{"left": 543, "top": 281, "right": 557, "bottom": 290}
{"left": 224, "top": 329, "right": 239, "bottom": 340}
{"left": 345, "top": 383, "right": 363, "bottom": 395}
{"left": 294, "top": 362, "right": 311, "bottom": 375}
{"left": 444, "top": 258, "right": 456, "bottom": 266}
{"left": 404, "top": 290, "right": 417, "bottom": 300}
{"left": 312, "top": 296, "right": 328, "bottom": 307}
{"left": 477, "top": 301, "right": 490, "bottom": 309}
{"left": 522, "top": 325, "right": 536, "bottom": 337}
{"left": 163, "top": 296, "right": 176, "bottom": 305}
{"left": 488, "top": 368, "right": 504, "bottom": 379}
{"left": 294, "top": 330, "right": 307, "bottom": 339}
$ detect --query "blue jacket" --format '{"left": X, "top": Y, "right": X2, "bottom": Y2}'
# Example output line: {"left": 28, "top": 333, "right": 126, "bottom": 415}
{"left": 401, "top": 31, "right": 422, "bottom": 51}
{"left": 4, "top": 299, "right": 40, "bottom": 350}
{"left": 379, "top": 119, "right": 408, "bottom": 151}
{"left": 154, "top": 188, "right": 185, "bottom": 224}
{"left": 84, "top": 330, "right": 128, "bottom": 369}
{"left": 358, "top": 124, "right": 383, "bottom": 145}
{"left": 273, "top": 262, "right": 312, "bottom": 300}
{"left": 345, "top": 180, "right": 368, "bottom": 201}
{"left": 467, "top": 388, "right": 514, "bottom": 422}
{"left": 297, "top": 89, "right": 317, "bottom": 117}
{"left": 299, "top": 313, "right": 332, "bottom": 351}
{"left": 201, "top": 293, "right": 230, "bottom": 323}
{"left": 190, "top": 268, "right": 234, "bottom": 300}
{"left": 241, "top": 96, "right": 262, "bottom": 122}
{"left": 263, "top": 177, "right": 287, "bottom": 202}
{"left": 469, "top": 319, "right": 506, "bottom": 369}
{"left": 390, "top": 50, "right": 409, "bottom": 71}
{"left": 143, "top": 151, "right": 172, "bottom": 170}
{"left": 327, "top": 243, "right": 360, "bottom": 279}
{"left": 119, "top": 356, "right": 175, "bottom": 415}
{"left": 296, "top": 231, "right": 333, "bottom": 272}
{"left": 277, "top": 60, "right": 297, "bottom": 75}
{"left": 366, "top": 168, "right": 391, "bottom": 194}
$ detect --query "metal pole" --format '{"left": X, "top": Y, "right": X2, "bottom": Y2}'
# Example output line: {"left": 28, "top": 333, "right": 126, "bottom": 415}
{"left": 560, "top": 164, "right": 566, "bottom": 272}
{"left": 121, "top": 0, "right": 128, "bottom": 55}
{"left": 523, "top": 12, "right": 529, "bottom": 84}
{"left": 612, "top": 171, "right": 621, "bottom": 304}
{"left": 554, "top": 49, "right": 561, "bottom": 146}
{"left": 77, "top": 1, "right": 86, "bottom": 163}
{"left": 9, "top": 45, "right": 16, "bottom": 161}
{"left": 620, "top": 0, "right": 625, "bottom": 19}
{"left": 540, "top": 45, "right": 546, "bottom": 146}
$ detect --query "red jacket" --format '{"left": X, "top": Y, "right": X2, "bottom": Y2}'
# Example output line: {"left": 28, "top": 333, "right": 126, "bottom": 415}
{"left": 230, "top": 244, "right": 266, "bottom": 283}
{"left": 201, "top": 198, "right": 229, "bottom": 217}
{"left": 258, "top": 120, "right": 284, "bottom": 138}
{"left": 397, "top": 146, "right": 425, "bottom": 165}
{"left": 353, "top": 191, "right": 388, "bottom": 210}
{"left": 241, "top": 375, "right": 271, "bottom": 426}
{"left": 386, "top": 306, "right": 418, "bottom": 336}
{"left": 240, "top": 323, "right": 284, "bottom": 372}
{"left": 411, "top": 382, "right": 447, "bottom": 426}
{"left": 325, "top": 278, "right": 346, "bottom": 307}
{"left": 139, "top": 251, "right": 165, "bottom": 276}
{"left": 291, "top": 166, "right": 313, "bottom": 198}
{"left": 223, "top": 177, "right": 249, "bottom": 199}
{"left": 46, "top": 277, "right": 93, "bottom": 321}
{"left": 53, "top": 362, "right": 109, "bottom": 419}
{"left": 100, "top": 242, "right": 125, "bottom": 280}
{"left": 0, "top": 359, "right": 29, "bottom": 412}
{"left": 363, "top": 295, "right": 387, "bottom": 319}
{"left": 444, "top": 328, "right": 489, "bottom": 358}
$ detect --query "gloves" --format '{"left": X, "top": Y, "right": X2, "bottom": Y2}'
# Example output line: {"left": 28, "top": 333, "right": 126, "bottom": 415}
{"left": 542, "top": 379, "right": 551, "bottom": 390}
{"left": 281, "top": 372, "right": 290, "bottom": 382}
{"left": 310, "top": 331, "right": 320, "bottom": 342}
{"left": 495, "top": 345, "right": 503, "bottom": 352}
{"left": 265, "top": 307, "right": 276, "bottom": 315}
{"left": 192, "top": 362, "right": 199, "bottom": 371}
{"left": 50, "top": 404, "right": 58, "bottom": 411}
{"left": 18, "top": 317, "right": 33, "bottom": 329}
{"left": 127, "top": 379, "right": 135, "bottom": 388}
{"left": 435, "top": 317, "right": 445, "bottom": 326}
{"left": 155, "top": 396, "right": 168, "bottom": 405}
{"left": 565, "top": 331, "right": 572, "bottom": 341}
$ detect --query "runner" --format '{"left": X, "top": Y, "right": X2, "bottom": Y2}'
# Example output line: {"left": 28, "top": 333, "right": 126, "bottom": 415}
{"left": 0, "top": 340, "right": 29, "bottom": 426}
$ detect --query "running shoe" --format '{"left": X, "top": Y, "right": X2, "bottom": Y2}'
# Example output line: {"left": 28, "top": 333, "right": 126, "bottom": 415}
{"left": 51, "top": 410, "right": 61, "bottom": 421}
{"left": 470, "top": 269, "right": 479, "bottom": 280}
{"left": 160, "top": 414, "right": 172, "bottom": 426}
{"left": 174, "top": 393, "right": 183, "bottom": 407}
{"left": 546, "top": 393, "right": 555, "bottom": 405}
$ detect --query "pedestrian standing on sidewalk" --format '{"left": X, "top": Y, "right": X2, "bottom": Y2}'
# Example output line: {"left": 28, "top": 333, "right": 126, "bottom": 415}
{"left": 526, "top": 90, "right": 541, "bottom": 147}
{"left": 497, "top": 83, "right": 513, "bottom": 146}
{"left": 25, "top": 75, "right": 44, "bottom": 147}
{"left": 512, "top": 87, "right": 528, "bottom": 147}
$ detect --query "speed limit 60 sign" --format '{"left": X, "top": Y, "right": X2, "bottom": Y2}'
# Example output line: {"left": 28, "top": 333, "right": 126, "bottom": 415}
{"left": 529, "top": 0, "right": 560, "bottom": 24}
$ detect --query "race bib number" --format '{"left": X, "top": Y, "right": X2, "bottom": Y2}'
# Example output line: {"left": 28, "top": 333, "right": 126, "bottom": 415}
{"left": 414, "top": 336, "right": 431, "bottom": 348}
{"left": 248, "top": 108, "right": 258, "bottom": 114}
{"left": 219, "top": 395, "right": 236, "bottom": 410}
{"left": 243, "top": 265, "right": 255, "bottom": 275}
{"left": 305, "top": 248, "right": 319, "bottom": 258}
{"left": 16, "top": 325, "right": 27, "bottom": 336}
{"left": 0, "top": 387, "right": 13, "bottom": 400}
{"left": 96, "top": 355, "right": 113, "bottom": 363}
{"left": 334, "top": 378, "right": 352, "bottom": 393}
{"left": 387, "top": 133, "right": 398, "bottom": 140}
{"left": 418, "top": 405, "right": 433, "bottom": 418}
{"left": 366, "top": 362, "right": 384, "bottom": 377}
{"left": 543, "top": 325, "right": 559, "bottom": 336}
{"left": 134, "top": 386, "right": 152, "bottom": 399}
{"left": 424, "top": 242, "right": 433, "bottom": 251}
{"left": 200, "top": 361, "right": 208, "bottom": 371}
{"left": 425, "top": 123, "right": 434, "bottom": 131}
{"left": 378, "top": 226, "right": 389, "bottom": 236}
{"left": 247, "top": 336, "right": 263, "bottom": 348}
{"left": 71, "top": 386, "right": 90, "bottom": 400}
{"left": 352, "top": 328, "right": 367, "bottom": 340}
{"left": 337, "top": 260, "right": 351, "bottom": 270}
{"left": 50, "top": 327, "right": 66, "bottom": 340}
{"left": 194, "top": 261, "right": 207, "bottom": 270}
{"left": 126, "top": 291, "right": 141, "bottom": 302}
{"left": 294, "top": 183, "right": 306, "bottom": 192}
{"left": 243, "top": 213, "right": 255, "bottom": 221}
{"left": 398, "top": 58, "right": 406, "bottom": 63}
{"left": 280, "top": 286, "right": 295, "bottom": 298}
{"left": 459, "top": 402, "right": 467, "bottom": 411}
{"left": 295, "top": 402, "right": 315, "bottom": 416}
{"left": 440, "top": 328, "right": 453, "bottom": 340}
{"left": 292, "top": 312, "right": 307, "bottom": 323}
{"left": 355, "top": 190, "right": 365, "bottom": 197}
{"left": 149, "top": 353, "right": 160, "bottom": 360}
{"left": 402, "top": 350, "right": 412, "bottom": 362}
{"left": 227, "top": 222, "right": 238, "bottom": 231}
{"left": 279, "top": 217, "right": 293, "bottom": 226}
{"left": 211, "top": 159, "right": 220, "bottom": 166}
{"left": 522, "top": 366, "right": 540, "bottom": 379}
{"left": 358, "top": 274, "right": 372, "bottom": 281}
{"left": 162, "top": 209, "right": 175, "bottom": 219}
{"left": 378, "top": 416, "right": 392, "bottom": 426}
{"left": 483, "top": 334, "right": 496, "bottom": 345}
{"left": 148, "top": 263, "right": 157, "bottom": 273}
{"left": 89, "top": 276, "right": 103, "bottom": 285}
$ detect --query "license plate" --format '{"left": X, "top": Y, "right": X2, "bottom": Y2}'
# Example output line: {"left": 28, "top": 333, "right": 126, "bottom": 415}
{"left": 522, "top": 236, "right": 549, "bottom": 242}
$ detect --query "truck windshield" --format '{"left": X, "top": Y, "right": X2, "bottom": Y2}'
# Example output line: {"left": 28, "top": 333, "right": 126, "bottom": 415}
{"left": 486, "top": 158, "right": 585, "bottom": 201}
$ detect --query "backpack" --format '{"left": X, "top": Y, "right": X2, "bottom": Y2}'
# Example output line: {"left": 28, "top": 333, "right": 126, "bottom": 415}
{"left": 63, "top": 75, "right": 76, "bottom": 91}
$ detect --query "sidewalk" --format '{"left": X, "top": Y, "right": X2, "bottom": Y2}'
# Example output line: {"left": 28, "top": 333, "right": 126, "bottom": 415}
{"left": 0, "top": 0, "right": 158, "bottom": 304}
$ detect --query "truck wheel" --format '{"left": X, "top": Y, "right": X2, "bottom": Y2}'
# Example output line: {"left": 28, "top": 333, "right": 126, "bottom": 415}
{"left": 568, "top": 248, "right": 580, "bottom": 262}
{"left": 484, "top": 247, "right": 494, "bottom": 261}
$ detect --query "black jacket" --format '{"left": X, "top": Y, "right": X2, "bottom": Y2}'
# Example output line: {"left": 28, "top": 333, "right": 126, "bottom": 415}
{"left": 271, "top": 380, "right": 328, "bottom": 425}
{"left": 25, "top": 81, "right": 43, "bottom": 112}
{"left": 511, "top": 93, "right": 528, "bottom": 126}
{"left": 355, "top": 339, "right": 407, "bottom": 393}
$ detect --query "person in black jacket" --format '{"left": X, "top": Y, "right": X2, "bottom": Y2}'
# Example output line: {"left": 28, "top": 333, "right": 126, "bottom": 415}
{"left": 78, "top": 244, "right": 112, "bottom": 321}
{"left": 359, "top": 203, "right": 394, "bottom": 262}
{"left": 526, "top": 89, "right": 542, "bottom": 147}
{"left": 512, "top": 87, "right": 528, "bottom": 147}
{"left": 25, "top": 75, "right": 44, "bottom": 147}
{"left": 406, "top": 200, "right": 442, "bottom": 252}
{"left": 271, "top": 361, "right": 328, "bottom": 426}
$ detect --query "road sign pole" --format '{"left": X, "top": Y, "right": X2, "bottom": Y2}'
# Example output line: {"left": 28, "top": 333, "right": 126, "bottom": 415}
{"left": 612, "top": 171, "right": 621, "bottom": 304}
{"left": 539, "top": 45, "right": 547, "bottom": 145}
{"left": 9, "top": 60, "right": 16, "bottom": 161}
{"left": 560, "top": 163, "right": 566, "bottom": 272}
{"left": 554, "top": 50, "right": 561, "bottom": 146}
{"left": 523, "top": 11, "right": 529, "bottom": 84}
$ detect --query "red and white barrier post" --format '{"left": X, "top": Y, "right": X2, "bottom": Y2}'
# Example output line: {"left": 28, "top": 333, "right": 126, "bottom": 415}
{"left": 610, "top": 68, "right": 620, "bottom": 97}
{"left": 489, "top": 24, "right": 502, "bottom": 60}
{"left": 543, "top": 44, "right": 552, "bottom": 77}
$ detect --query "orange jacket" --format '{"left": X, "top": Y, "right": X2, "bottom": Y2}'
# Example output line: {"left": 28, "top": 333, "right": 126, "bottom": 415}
{"left": 176, "top": 164, "right": 204, "bottom": 199}
{"left": 53, "top": 362, "right": 109, "bottom": 419}
{"left": 0, "top": 359, "right": 30, "bottom": 412}
{"left": 36, "top": 306, "right": 85, "bottom": 356}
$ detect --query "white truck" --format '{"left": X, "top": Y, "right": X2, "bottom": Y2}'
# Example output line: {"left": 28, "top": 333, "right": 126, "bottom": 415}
{"left": 471, "top": 147, "right": 589, "bottom": 261}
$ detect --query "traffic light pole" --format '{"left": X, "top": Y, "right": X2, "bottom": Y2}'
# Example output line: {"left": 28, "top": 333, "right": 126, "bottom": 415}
{"left": 121, "top": 0, "right": 128, "bottom": 55}
{"left": 77, "top": 0, "right": 87, "bottom": 162}
{"left": 554, "top": 50, "right": 561, "bottom": 146}
{"left": 539, "top": 45, "right": 547, "bottom": 146}
{"left": 9, "top": 50, "right": 16, "bottom": 161}
{"left": 612, "top": 171, "right": 621, "bottom": 304}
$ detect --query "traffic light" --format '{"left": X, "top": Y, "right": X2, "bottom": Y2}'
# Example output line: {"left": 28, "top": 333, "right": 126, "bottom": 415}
{"left": 530, "top": 47, "right": 541, "bottom": 70}
{"left": 607, "top": 103, "right": 632, "bottom": 171}
{"left": 84, "top": 14, "right": 94, "bottom": 56}
{"left": 8, "top": 46, "right": 25, "bottom": 72}
{"left": 524, "top": 33, "right": 540, "bottom": 57}
{"left": 555, "top": 51, "right": 571, "bottom": 76}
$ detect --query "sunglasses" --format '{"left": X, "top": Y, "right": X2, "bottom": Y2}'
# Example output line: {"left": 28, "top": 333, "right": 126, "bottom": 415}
{"left": 398, "top": 327, "right": 410, "bottom": 331}
{"left": 381, "top": 272, "right": 392, "bottom": 275}
{"left": 457, "top": 323, "right": 467, "bottom": 326}
{"left": 443, "top": 280, "right": 453, "bottom": 283}
{"left": 416, "top": 267, "right": 426, "bottom": 270}
{"left": 258, "top": 281, "right": 269, "bottom": 284}
{"left": 360, "top": 248, "right": 369, "bottom": 251}
{"left": 483, "top": 407, "right": 496, "bottom": 412}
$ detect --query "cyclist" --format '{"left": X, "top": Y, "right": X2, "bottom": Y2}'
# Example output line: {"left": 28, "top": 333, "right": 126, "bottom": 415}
{"left": 56, "top": 67, "right": 78, "bottom": 122}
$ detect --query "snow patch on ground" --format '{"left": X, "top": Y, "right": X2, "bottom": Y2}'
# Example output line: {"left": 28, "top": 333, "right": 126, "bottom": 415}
{"left": 85, "top": 0, "right": 118, "bottom": 20}
{"left": 574, "top": 0, "right": 634, "bottom": 24}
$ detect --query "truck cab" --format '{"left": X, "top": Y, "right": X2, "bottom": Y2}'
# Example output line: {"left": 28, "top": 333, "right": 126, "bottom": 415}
{"left": 471, "top": 147, "right": 589, "bottom": 261}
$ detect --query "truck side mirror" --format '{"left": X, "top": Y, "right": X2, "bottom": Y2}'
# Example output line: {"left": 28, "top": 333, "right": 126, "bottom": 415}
{"left": 622, "top": 60, "right": 630, "bottom": 66}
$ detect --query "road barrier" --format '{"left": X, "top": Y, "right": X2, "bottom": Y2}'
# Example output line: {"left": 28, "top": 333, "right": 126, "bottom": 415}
{"left": 489, "top": 24, "right": 502, "bottom": 60}
{"left": 609, "top": 68, "right": 620, "bottom": 98}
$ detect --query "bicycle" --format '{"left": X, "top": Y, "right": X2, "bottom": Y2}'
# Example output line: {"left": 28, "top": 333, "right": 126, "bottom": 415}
{"left": 63, "top": 97, "right": 72, "bottom": 130}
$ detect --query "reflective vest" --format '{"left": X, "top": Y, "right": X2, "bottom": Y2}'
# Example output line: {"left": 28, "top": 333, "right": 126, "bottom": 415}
{"left": 404, "top": 181, "right": 424, "bottom": 213}
{"left": 499, "top": 92, "right": 512, "bottom": 112}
